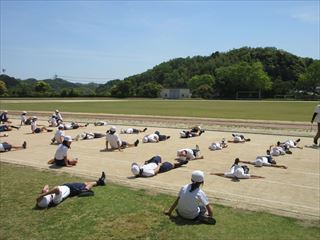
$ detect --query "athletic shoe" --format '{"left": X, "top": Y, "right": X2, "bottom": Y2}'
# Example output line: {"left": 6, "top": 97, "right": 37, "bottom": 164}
{"left": 166, "top": 136, "right": 171, "bottom": 139}
{"left": 22, "top": 141, "right": 27, "bottom": 149}
{"left": 296, "top": 138, "right": 301, "bottom": 143}
{"left": 97, "top": 171, "right": 106, "bottom": 186}
{"left": 143, "top": 128, "right": 147, "bottom": 132}
{"left": 85, "top": 123, "right": 89, "bottom": 127}
{"left": 134, "top": 139, "right": 139, "bottom": 147}
{"left": 314, "top": 139, "right": 318, "bottom": 145}
{"left": 199, "top": 130, "right": 205, "bottom": 136}
{"left": 198, "top": 215, "right": 216, "bottom": 225}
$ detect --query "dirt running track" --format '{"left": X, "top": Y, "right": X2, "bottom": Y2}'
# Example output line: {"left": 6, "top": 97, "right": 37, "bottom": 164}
{"left": 1, "top": 117, "right": 319, "bottom": 221}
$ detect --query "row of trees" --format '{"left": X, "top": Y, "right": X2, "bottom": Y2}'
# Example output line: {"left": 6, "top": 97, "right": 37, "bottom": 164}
{"left": 0, "top": 47, "right": 319, "bottom": 98}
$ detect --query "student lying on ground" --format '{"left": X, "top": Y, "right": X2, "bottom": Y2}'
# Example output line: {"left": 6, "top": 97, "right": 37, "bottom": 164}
{"left": 62, "top": 122, "right": 89, "bottom": 130}
{"left": 227, "top": 133, "right": 251, "bottom": 143}
{"left": 131, "top": 155, "right": 188, "bottom": 177}
{"left": 48, "top": 136, "right": 78, "bottom": 167}
{"left": 20, "top": 111, "right": 32, "bottom": 126}
{"left": 0, "top": 124, "right": 20, "bottom": 132}
{"left": 31, "top": 116, "right": 53, "bottom": 134}
{"left": 105, "top": 126, "right": 139, "bottom": 151}
{"left": 93, "top": 121, "right": 108, "bottom": 126}
{"left": 142, "top": 131, "right": 170, "bottom": 143}
{"left": 164, "top": 170, "right": 216, "bottom": 224}
{"left": 0, "top": 110, "right": 11, "bottom": 124}
{"left": 237, "top": 153, "right": 287, "bottom": 169}
{"left": 75, "top": 132, "right": 106, "bottom": 141}
{"left": 209, "top": 139, "right": 228, "bottom": 151}
{"left": 281, "top": 138, "right": 303, "bottom": 149}
{"left": 176, "top": 145, "right": 204, "bottom": 161}
{"left": 0, "top": 141, "right": 27, "bottom": 152}
{"left": 180, "top": 126, "right": 205, "bottom": 138}
{"left": 211, "top": 158, "right": 264, "bottom": 179}
{"left": 120, "top": 127, "right": 147, "bottom": 134}
{"left": 36, "top": 172, "right": 106, "bottom": 209}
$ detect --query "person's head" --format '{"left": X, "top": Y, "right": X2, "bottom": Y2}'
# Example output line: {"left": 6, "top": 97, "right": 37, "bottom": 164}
{"left": 108, "top": 126, "right": 116, "bottom": 134}
{"left": 22, "top": 111, "right": 27, "bottom": 115}
{"left": 37, "top": 195, "right": 53, "bottom": 208}
{"left": 62, "top": 135, "right": 72, "bottom": 148}
{"left": 3, "top": 110, "right": 7, "bottom": 114}
{"left": 270, "top": 159, "right": 277, "bottom": 164}
{"left": 154, "top": 131, "right": 160, "bottom": 136}
{"left": 277, "top": 141, "right": 281, "bottom": 146}
{"left": 234, "top": 158, "right": 240, "bottom": 165}
{"left": 178, "top": 150, "right": 187, "bottom": 157}
{"left": 32, "top": 116, "right": 38, "bottom": 121}
{"left": 58, "top": 124, "right": 64, "bottom": 130}
{"left": 190, "top": 170, "right": 204, "bottom": 192}
{"left": 55, "top": 109, "right": 59, "bottom": 113}
{"left": 131, "top": 163, "right": 142, "bottom": 177}
{"left": 266, "top": 149, "right": 271, "bottom": 155}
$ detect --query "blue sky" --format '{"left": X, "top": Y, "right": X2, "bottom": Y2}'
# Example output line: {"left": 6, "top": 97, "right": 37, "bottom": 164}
{"left": 1, "top": 0, "right": 319, "bottom": 83}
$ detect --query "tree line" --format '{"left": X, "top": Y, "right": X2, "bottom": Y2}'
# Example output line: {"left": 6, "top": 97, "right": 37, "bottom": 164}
{"left": 0, "top": 47, "right": 319, "bottom": 99}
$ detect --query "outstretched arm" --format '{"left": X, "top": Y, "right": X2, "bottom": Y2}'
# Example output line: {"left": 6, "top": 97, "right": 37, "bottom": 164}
{"left": 36, "top": 187, "right": 60, "bottom": 202}
{"left": 311, "top": 112, "right": 317, "bottom": 123}
{"left": 270, "top": 164, "right": 287, "bottom": 169}
{"left": 164, "top": 197, "right": 180, "bottom": 216}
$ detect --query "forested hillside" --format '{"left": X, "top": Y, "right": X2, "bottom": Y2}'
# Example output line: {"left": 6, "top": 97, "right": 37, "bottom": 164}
{"left": 1, "top": 47, "right": 319, "bottom": 99}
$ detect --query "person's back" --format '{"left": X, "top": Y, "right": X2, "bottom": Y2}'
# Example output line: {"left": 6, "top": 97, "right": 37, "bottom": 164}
{"left": 54, "top": 129, "right": 65, "bottom": 143}
{"left": 106, "top": 132, "right": 121, "bottom": 148}
{"left": 54, "top": 144, "right": 68, "bottom": 160}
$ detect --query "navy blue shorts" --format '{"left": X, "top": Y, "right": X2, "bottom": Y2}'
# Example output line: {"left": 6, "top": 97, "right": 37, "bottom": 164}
{"left": 145, "top": 155, "right": 162, "bottom": 165}
{"left": 2, "top": 142, "right": 12, "bottom": 151}
{"left": 159, "top": 162, "right": 173, "bottom": 173}
{"left": 63, "top": 182, "right": 87, "bottom": 196}
{"left": 34, "top": 128, "right": 41, "bottom": 133}
{"left": 54, "top": 159, "right": 66, "bottom": 166}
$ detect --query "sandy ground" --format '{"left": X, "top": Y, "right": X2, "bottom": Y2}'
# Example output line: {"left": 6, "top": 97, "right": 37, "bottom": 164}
{"left": 1, "top": 117, "right": 319, "bottom": 221}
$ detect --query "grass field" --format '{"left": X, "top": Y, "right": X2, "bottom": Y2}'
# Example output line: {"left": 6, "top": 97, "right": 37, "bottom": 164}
{"left": 1, "top": 99, "right": 318, "bottom": 121}
{"left": 1, "top": 162, "right": 319, "bottom": 240}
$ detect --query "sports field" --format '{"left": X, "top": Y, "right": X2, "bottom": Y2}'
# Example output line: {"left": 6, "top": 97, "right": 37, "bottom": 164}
{"left": 0, "top": 99, "right": 319, "bottom": 239}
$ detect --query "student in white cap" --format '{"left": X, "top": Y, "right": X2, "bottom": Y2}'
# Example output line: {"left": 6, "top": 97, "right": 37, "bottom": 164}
{"left": 0, "top": 110, "right": 11, "bottom": 124}
{"left": 31, "top": 116, "right": 53, "bottom": 134}
{"left": 142, "top": 133, "right": 159, "bottom": 143}
{"left": 0, "top": 141, "right": 27, "bottom": 152}
{"left": 20, "top": 111, "right": 32, "bottom": 126}
{"left": 54, "top": 109, "right": 63, "bottom": 123}
{"left": 164, "top": 170, "right": 215, "bottom": 224}
{"left": 209, "top": 139, "right": 228, "bottom": 151}
{"left": 176, "top": 145, "right": 204, "bottom": 161}
{"left": 51, "top": 125, "right": 65, "bottom": 144}
{"left": 120, "top": 127, "right": 147, "bottom": 134}
{"left": 105, "top": 126, "right": 139, "bottom": 151}
{"left": 74, "top": 132, "right": 106, "bottom": 141}
{"left": 36, "top": 172, "right": 106, "bottom": 208}
{"left": 48, "top": 114, "right": 58, "bottom": 127}
{"left": 228, "top": 133, "right": 251, "bottom": 143}
{"left": 311, "top": 104, "right": 320, "bottom": 145}
{"left": 93, "top": 121, "right": 108, "bottom": 126}
{"left": 131, "top": 155, "right": 188, "bottom": 177}
{"left": 212, "top": 158, "right": 264, "bottom": 180}
{"left": 49, "top": 136, "right": 78, "bottom": 167}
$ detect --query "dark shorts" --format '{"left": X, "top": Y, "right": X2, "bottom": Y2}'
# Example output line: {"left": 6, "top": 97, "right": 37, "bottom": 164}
{"left": 2, "top": 142, "right": 12, "bottom": 151}
{"left": 132, "top": 128, "right": 139, "bottom": 133}
{"left": 94, "top": 133, "right": 105, "bottom": 138}
{"left": 54, "top": 159, "right": 66, "bottom": 166}
{"left": 34, "top": 128, "right": 41, "bottom": 133}
{"left": 0, "top": 125, "right": 8, "bottom": 132}
{"left": 121, "top": 141, "right": 128, "bottom": 148}
{"left": 72, "top": 125, "right": 79, "bottom": 129}
{"left": 146, "top": 155, "right": 162, "bottom": 165}
{"left": 159, "top": 162, "right": 174, "bottom": 173}
{"left": 192, "top": 149, "right": 199, "bottom": 157}
{"left": 63, "top": 182, "right": 87, "bottom": 196}
{"left": 159, "top": 135, "right": 167, "bottom": 141}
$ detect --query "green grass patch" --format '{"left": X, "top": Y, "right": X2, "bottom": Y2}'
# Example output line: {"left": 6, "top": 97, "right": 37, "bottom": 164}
{"left": 1, "top": 162, "right": 319, "bottom": 240}
{"left": 1, "top": 99, "right": 317, "bottom": 121}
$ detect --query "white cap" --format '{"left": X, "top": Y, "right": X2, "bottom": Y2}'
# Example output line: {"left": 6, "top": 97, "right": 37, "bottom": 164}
{"left": 142, "top": 136, "right": 149, "bottom": 143}
{"left": 180, "top": 131, "right": 186, "bottom": 138}
{"left": 4, "top": 110, "right": 8, "bottom": 113}
{"left": 131, "top": 163, "right": 140, "bottom": 176}
{"left": 191, "top": 170, "right": 204, "bottom": 183}
{"left": 37, "top": 195, "right": 52, "bottom": 208}
{"left": 255, "top": 158, "right": 263, "bottom": 167}
{"left": 109, "top": 126, "right": 116, "bottom": 132}
{"left": 63, "top": 136, "right": 72, "bottom": 142}
{"left": 33, "top": 116, "right": 37, "bottom": 120}
{"left": 22, "top": 111, "right": 27, "bottom": 114}
{"left": 55, "top": 109, "right": 59, "bottom": 112}
{"left": 58, "top": 124, "right": 64, "bottom": 129}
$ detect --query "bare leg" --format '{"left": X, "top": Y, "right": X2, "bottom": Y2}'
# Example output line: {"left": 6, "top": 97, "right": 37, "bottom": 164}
{"left": 314, "top": 123, "right": 320, "bottom": 144}
{"left": 84, "top": 181, "right": 97, "bottom": 190}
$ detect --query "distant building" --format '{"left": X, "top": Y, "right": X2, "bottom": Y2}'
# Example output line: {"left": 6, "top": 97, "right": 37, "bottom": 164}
{"left": 160, "top": 88, "right": 191, "bottom": 99}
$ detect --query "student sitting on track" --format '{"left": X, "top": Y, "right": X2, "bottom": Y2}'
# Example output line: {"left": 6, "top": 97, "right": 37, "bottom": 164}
{"left": 36, "top": 172, "right": 106, "bottom": 208}
{"left": 75, "top": 132, "right": 106, "bottom": 141}
{"left": 212, "top": 158, "right": 264, "bottom": 179}
{"left": 48, "top": 136, "right": 78, "bottom": 167}
{"left": 180, "top": 126, "right": 205, "bottom": 138}
{"left": 0, "top": 124, "right": 20, "bottom": 132}
{"left": 227, "top": 133, "right": 251, "bottom": 143}
{"left": 209, "top": 139, "right": 228, "bottom": 151}
{"left": 31, "top": 116, "right": 53, "bottom": 134}
{"left": 48, "top": 114, "right": 58, "bottom": 127}
{"left": 20, "top": 111, "right": 32, "bottom": 126}
{"left": 54, "top": 109, "right": 63, "bottom": 123}
{"left": 93, "top": 121, "right": 108, "bottom": 126}
{"left": 120, "top": 127, "right": 147, "bottom": 134}
{"left": 164, "top": 170, "right": 216, "bottom": 224}
{"left": 0, "top": 110, "right": 11, "bottom": 124}
{"left": 105, "top": 126, "right": 139, "bottom": 151}
{"left": 131, "top": 155, "right": 188, "bottom": 177}
{"left": 0, "top": 141, "right": 27, "bottom": 152}
{"left": 238, "top": 153, "right": 287, "bottom": 169}
{"left": 176, "top": 145, "right": 204, "bottom": 161}
{"left": 51, "top": 125, "right": 65, "bottom": 144}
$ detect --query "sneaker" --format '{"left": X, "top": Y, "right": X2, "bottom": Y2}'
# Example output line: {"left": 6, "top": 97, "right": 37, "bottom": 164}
{"left": 199, "top": 130, "right": 205, "bottom": 136}
{"left": 198, "top": 215, "right": 216, "bottom": 225}
{"left": 22, "top": 141, "right": 27, "bottom": 149}
{"left": 180, "top": 160, "right": 188, "bottom": 165}
{"left": 143, "top": 128, "right": 147, "bottom": 132}
{"left": 314, "top": 139, "right": 318, "bottom": 145}
{"left": 134, "top": 139, "right": 139, "bottom": 147}
{"left": 166, "top": 136, "right": 171, "bottom": 139}
{"left": 296, "top": 138, "right": 301, "bottom": 143}
{"left": 97, "top": 171, "right": 106, "bottom": 186}
{"left": 85, "top": 123, "right": 89, "bottom": 127}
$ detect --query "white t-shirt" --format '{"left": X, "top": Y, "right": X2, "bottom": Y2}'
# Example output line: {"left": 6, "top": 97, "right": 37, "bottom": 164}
{"left": 37, "top": 185, "right": 70, "bottom": 208}
{"left": 271, "top": 146, "right": 285, "bottom": 156}
{"left": 224, "top": 165, "right": 250, "bottom": 179}
{"left": 177, "top": 184, "right": 209, "bottom": 219}
{"left": 209, "top": 142, "right": 222, "bottom": 150}
{"left": 141, "top": 163, "right": 158, "bottom": 177}
{"left": 31, "top": 121, "right": 37, "bottom": 131}
{"left": 0, "top": 143, "right": 5, "bottom": 152}
{"left": 64, "top": 123, "right": 73, "bottom": 130}
{"left": 253, "top": 157, "right": 271, "bottom": 167}
{"left": 56, "top": 113, "right": 63, "bottom": 121}
{"left": 21, "top": 115, "right": 26, "bottom": 122}
{"left": 233, "top": 136, "right": 242, "bottom": 142}
{"left": 314, "top": 105, "right": 320, "bottom": 123}
{"left": 147, "top": 133, "right": 159, "bottom": 143}
{"left": 54, "top": 129, "right": 65, "bottom": 143}
{"left": 49, "top": 117, "right": 58, "bottom": 127}
{"left": 106, "top": 133, "right": 122, "bottom": 148}
{"left": 284, "top": 140, "right": 296, "bottom": 148}
{"left": 177, "top": 149, "right": 195, "bottom": 160}
{"left": 125, "top": 128, "right": 134, "bottom": 134}
{"left": 54, "top": 144, "right": 68, "bottom": 160}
